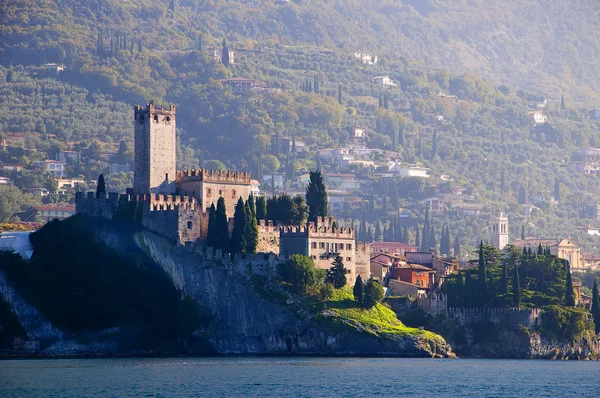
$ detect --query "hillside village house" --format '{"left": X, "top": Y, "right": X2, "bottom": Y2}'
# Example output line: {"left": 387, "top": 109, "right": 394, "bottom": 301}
{"left": 373, "top": 76, "right": 397, "bottom": 87}
{"left": 324, "top": 173, "right": 360, "bottom": 192}
{"left": 35, "top": 160, "right": 65, "bottom": 178}
{"left": 582, "top": 253, "right": 600, "bottom": 269}
{"left": 31, "top": 188, "right": 49, "bottom": 197}
{"left": 528, "top": 111, "right": 548, "bottom": 125}
{"left": 371, "top": 242, "right": 419, "bottom": 257}
{"left": 589, "top": 109, "right": 600, "bottom": 121}
{"left": 220, "top": 77, "right": 264, "bottom": 94}
{"left": 57, "top": 178, "right": 85, "bottom": 190}
{"left": 354, "top": 52, "right": 378, "bottom": 65}
{"left": 57, "top": 150, "right": 81, "bottom": 163}
{"left": 281, "top": 137, "right": 306, "bottom": 153}
{"left": 353, "top": 126, "right": 367, "bottom": 142}
{"left": 512, "top": 237, "right": 582, "bottom": 269}
{"left": 393, "top": 164, "right": 430, "bottom": 178}
{"left": 262, "top": 173, "right": 285, "bottom": 190}
{"left": 110, "top": 164, "right": 132, "bottom": 174}
{"left": 0, "top": 176, "right": 10, "bottom": 185}
{"left": 328, "top": 193, "right": 363, "bottom": 211}
{"left": 1, "top": 163, "right": 24, "bottom": 172}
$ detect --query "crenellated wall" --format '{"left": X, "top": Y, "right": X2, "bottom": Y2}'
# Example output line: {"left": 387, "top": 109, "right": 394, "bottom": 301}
{"left": 256, "top": 220, "right": 280, "bottom": 254}
{"left": 75, "top": 192, "right": 202, "bottom": 244}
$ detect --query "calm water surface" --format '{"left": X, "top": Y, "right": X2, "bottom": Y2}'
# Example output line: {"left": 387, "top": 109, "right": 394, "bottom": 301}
{"left": 1, "top": 357, "right": 599, "bottom": 397}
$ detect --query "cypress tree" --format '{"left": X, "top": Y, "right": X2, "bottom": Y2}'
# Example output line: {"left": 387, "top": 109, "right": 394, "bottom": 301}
{"left": 521, "top": 224, "right": 525, "bottom": 240}
{"left": 523, "top": 246, "right": 528, "bottom": 256}
{"left": 245, "top": 199, "right": 258, "bottom": 254}
{"left": 478, "top": 240, "right": 487, "bottom": 305}
{"left": 305, "top": 169, "right": 327, "bottom": 222}
{"left": 221, "top": 39, "right": 230, "bottom": 67}
{"left": 353, "top": 275, "right": 364, "bottom": 304}
{"left": 432, "top": 131, "right": 437, "bottom": 158}
{"left": 537, "top": 243, "right": 543, "bottom": 255}
{"left": 338, "top": 84, "right": 342, "bottom": 105}
{"left": 231, "top": 197, "right": 247, "bottom": 254}
{"left": 398, "top": 126, "right": 404, "bottom": 146}
{"left": 501, "top": 260, "right": 509, "bottom": 295}
{"left": 415, "top": 224, "right": 420, "bottom": 249}
{"left": 553, "top": 177, "right": 560, "bottom": 202}
{"left": 256, "top": 196, "right": 267, "bottom": 221}
{"left": 565, "top": 266, "right": 576, "bottom": 307}
{"left": 96, "top": 174, "right": 106, "bottom": 198}
{"left": 512, "top": 265, "right": 521, "bottom": 308}
{"left": 375, "top": 222, "right": 383, "bottom": 242}
{"left": 215, "top": 197, "right": 230, "bottom": 252}
{"left": 560, "top": 94, "right": 565, "bottom": 110}
{"left": 326, "top": 256, "right": 348, "bottom": 289}
{"left": 417, "top": 137, "right": 423, "bottom": 157}
{"left": 528, "top": 246, "right": 532, "bottom": 255}
{"left": 138, "top": 38, "right": 142, "bottom": 52}
{"left": 453, "top": 236, "right": 460, "bottom": 258}
{"left": 591, "top": 280, "right": 600, "bottom": 334}
{"left": 429, "top": 226, "right": 436, "bottom": 252}
{"left": 207, "top": 203, "right": 217, "bottom": 247}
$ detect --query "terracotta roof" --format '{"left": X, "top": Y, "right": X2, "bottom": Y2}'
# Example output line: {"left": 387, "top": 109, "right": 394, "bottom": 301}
{"left": 34, "top": 204, "right": 75, "bottom": 212}
{"left": 397, "top": 263, "right": 436, "bottom": 272}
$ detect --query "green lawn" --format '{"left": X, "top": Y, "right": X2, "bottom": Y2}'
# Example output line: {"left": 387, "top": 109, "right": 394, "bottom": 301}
{"left": 318, "top": 288, "right": 443, "bottom": 343}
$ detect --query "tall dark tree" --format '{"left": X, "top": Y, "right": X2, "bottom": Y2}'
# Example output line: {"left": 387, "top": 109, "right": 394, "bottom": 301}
{"left": 592, "top": 280, "right": 600, "bottom": 334}
{"left": 440, "top": 226, "right": 451, "bottom": 255}
{"left": 521, "top": 224, "right": 525, "bottom": 240}
{"left": 564, "top": 266, "right": 576, "bottom": 307}
{"left": 429, "top": 226, "right": 437, "bottom": 252}
{"left": 207, "top": 203, "right": 218, "bottom": 248}
{"left": 221, "top": 39, "right": 230, "bottom": 67}
{"left": 517, "top": 184, "right": 527, "bottom": 204}
{"left": 478, "top": 240, "right": 487, "bottom": 305}
{"left": 169, "top": 0, "right": 176, "bottom": 11}
{"left": 231, "top": 197, "right": 247, "bottom": 254}
{"left": 353, "top": 275, "right": 364, "bottom": 304}
{"left": 560, "top": 94, "right": 565, "bottom": 110}
{"left": 553, "top": 177, "right": 560, "bottom": 202}
{"left": 537, "top": 243, "right": 543, "bottom": 255}
{"left": 398, "top": 125, "right": 404, "bottom": 146}
{"left": 245, "top": 199, "right": 258, "bottom": 254}
{"left": 305, "top": 170, "right": 327, "bottom": 222}
{"left": 215, "top": 197, "right": 230, "bottom": 252}
{"left": 96, "top": 174, "right": 106, "bottom": 198}
{"left": 375, "top": 221, "right": 383, "bottom": 242}
{"left": 432, "top": 131, "right": 437, "bottom": 158}
{"left": 326, "top": 256, "right": 348, "bottom": 289}
{"left": 256, "top": 196, "right": 267, "bottom": 221}
{"left": 512, "top": 265, "right": 521, "bottom": 308}
{"left": 338, "top": 84, "right": 342, "bottom": 105}
{"left": 415, "top": 225, "right": 420, "bottom": 248}
{"left": 363, "top": 279, "right": 384, "bottom": 308}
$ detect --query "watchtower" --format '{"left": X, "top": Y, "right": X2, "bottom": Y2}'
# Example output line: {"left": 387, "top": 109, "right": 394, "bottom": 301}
{"left": 491, "top": 211, "right": 509, "bottom": 250}
{"left": 133, "top": 101, "right": 177, "bottom": 194}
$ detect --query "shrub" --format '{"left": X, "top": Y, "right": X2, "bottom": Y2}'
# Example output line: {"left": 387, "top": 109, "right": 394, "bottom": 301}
{"left": 363, "top": 279, "right": 385, "bottom": 308}
{"left": 277, "top": 254, "right": 326, "bottom": 295}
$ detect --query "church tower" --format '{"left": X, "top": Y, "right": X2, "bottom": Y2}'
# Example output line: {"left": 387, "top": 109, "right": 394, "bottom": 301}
{"left": 133, "top": 101, "right": 177, "bottom": 194}
{"left": 491, "top": 211, "right": 509, "bottom": 250}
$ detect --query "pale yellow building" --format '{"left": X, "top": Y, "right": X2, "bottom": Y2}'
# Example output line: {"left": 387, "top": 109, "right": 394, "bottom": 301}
{"left": 512, "top": 237, "right": 581, "bottom": 269}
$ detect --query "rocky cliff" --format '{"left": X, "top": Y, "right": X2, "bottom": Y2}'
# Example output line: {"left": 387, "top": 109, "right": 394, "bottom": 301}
{"left": 0, "top": 219, "right": 453, "bottom": 358}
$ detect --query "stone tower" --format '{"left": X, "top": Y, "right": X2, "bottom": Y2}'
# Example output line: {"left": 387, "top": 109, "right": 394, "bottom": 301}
{"left": 491, "top": 211, "right": 509, "bottom": 250}
{"left": 133, "top": 101, "right": 177, "bottom": 194}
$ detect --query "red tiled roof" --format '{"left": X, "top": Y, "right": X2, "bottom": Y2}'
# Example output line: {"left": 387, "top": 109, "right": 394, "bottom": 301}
{"left": 34, "top": 204, "right": 75, "bottom": 212}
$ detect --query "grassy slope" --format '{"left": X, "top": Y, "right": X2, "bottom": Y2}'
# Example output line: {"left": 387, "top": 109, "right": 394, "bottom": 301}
{"left": 318, "top": 287, "right": 443, "bottom": 343}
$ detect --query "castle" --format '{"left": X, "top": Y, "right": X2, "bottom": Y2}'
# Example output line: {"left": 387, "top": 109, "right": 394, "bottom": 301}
{"left": 76, "top": 101, "right": 368, "bottom": 284}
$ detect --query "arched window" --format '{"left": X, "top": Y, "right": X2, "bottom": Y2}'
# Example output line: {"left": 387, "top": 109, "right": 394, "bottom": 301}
{"left": 187, "top": 221, "right": 193, "bottom": 230}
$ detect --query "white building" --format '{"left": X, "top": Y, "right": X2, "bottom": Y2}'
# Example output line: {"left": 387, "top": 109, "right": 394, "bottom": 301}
{"left": 35, "top": 160, "right": 65, "bottom": 178}
{"left": 393, "top": 164, "right": 430, "bottom": 178}
{"left": 490, "top": 212, "right": 509, "bottom": 250}
{"left": 373, "top": 76, "right": 397, "bottom": 87}
{"left": 528, "top": 111, "right": 548, "bottom": 125}
{"left": 354, "top": 52, "right": 378, "bottom": 65}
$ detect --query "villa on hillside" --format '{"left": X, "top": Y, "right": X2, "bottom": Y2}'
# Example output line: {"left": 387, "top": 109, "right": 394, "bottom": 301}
{"left": 512, "top": 237, "right": 582, "bottom": 269}
{"left": 373, "top": 76, "right": 397, "bottom": 87}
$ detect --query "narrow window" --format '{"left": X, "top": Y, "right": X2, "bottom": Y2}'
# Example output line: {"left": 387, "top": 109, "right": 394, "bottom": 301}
{"left": 187, "top": 221, "right": 193, "bottom": 230}
{"left": 154, "top": 114, "right": 159, "bottom": 122}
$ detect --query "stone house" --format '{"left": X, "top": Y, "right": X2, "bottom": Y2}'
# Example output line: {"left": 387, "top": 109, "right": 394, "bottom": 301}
{"left": 370, "top": 242, "right": 419, "bottom": 256}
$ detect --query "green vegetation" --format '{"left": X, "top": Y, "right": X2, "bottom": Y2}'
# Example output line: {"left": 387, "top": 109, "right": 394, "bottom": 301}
{"left": 277, "top": 254, "right": 326, "bottom": 295}
{"left": 0, "top": 216, "right": 210, "bottom": 349}
{"left": 540, "top": 306, "right": 594, "bottom": 342}
{"left": 325, "top": 255, "right": 348, "bottom": 289}
{"left": 305, "top": 169, "right": 327, "bottom": 222}
{"left": 592, "top": 280, "right": 600, "bottom": 335}
{"left": 442, "top": 244, "right": 571, "bottom": 308}
{"left": 317, "top": 287, "right": 441, "bottom": 341}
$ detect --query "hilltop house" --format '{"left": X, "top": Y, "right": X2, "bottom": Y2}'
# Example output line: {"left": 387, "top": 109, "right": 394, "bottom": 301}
{"left": 35, "top": 160, "right": 65, "bottom": 178}
{"left": 220, "top": 77, "right": 264, "bottom": 94}
{"left": 528, "top": 111, "right": 548, "bottom": 125}
{"left": 590, "top": 109, "right": 600, "bottom": 121}
{"left": 373, "top": 76, "right": 397, "bottom": 87}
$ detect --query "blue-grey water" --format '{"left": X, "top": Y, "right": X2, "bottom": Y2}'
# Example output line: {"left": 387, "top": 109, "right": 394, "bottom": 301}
{"left": 1, "top": 357, "right": 599, "bottom": 397}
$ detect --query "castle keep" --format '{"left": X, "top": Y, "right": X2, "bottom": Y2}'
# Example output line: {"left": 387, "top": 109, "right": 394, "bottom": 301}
{"left": 134, "top": 101, "right": 177, "bottom": 194}
{"left": 76, "top": 101, "right": 368, "bottom": 285}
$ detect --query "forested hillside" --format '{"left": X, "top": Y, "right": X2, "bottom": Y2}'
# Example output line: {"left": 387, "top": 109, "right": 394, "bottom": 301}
{"left": 2, "top": 0, "right": 600, "bottom": 256}
{"left": 2, "top": 0, "right": 600, "bottom": 104}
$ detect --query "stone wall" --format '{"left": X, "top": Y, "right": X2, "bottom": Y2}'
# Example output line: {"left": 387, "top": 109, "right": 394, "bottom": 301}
{"left": 256, "top": 220, "right": 280, "bottom": 254}
{"left": 354, "top": 241, "right": 371, "bottom": 282}
{"left": 75, "top": 192, "right": 201, "bottom": 244}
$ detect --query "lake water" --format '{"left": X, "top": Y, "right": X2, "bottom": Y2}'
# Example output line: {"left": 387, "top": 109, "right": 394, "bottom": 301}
{"left": 1, "top": 357, "right": 599, "bottom": 397}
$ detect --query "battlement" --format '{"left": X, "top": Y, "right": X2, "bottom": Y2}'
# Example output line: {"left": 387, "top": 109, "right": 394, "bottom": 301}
{"left": 176, "top": 168, "right": 251, "bottom": 184}
{"left": 134, "top": 100, "right": 176, "bottom": 116}
{"left": 279, "top": 223, "right": 355, "bottom": 239}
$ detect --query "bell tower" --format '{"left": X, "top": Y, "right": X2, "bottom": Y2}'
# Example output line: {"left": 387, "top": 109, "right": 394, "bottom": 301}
{"left": 133, "top": 101, "right": 177, "bottom": 194}
{"left": 491, "top": 212, "right": 509, "bottom": 250}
